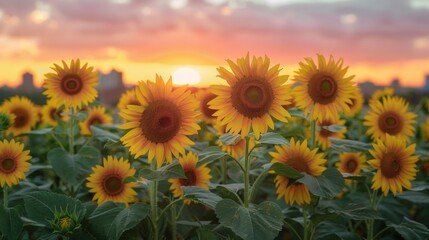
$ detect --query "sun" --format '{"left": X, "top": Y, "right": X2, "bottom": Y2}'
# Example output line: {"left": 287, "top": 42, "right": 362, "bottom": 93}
{"left": 172, "top": 67, "right": 201, "bottom": 85}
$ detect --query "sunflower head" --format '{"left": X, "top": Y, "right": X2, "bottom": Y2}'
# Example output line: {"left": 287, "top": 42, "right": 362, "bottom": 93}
{"left": 0, "top": 139, "right": 32, "bottom": 187}
{"left": 368, "top": 134, "right": 418, "bottom": 196}
{"left": 86, "top": 156, "right": 138, "bottom": 205}
{"left": 195, "top": 88, "right": 218, "bottom": 125}
{"left": 42, "top": 100, "right": 68, "bottom": 126}
{"left": 316, "top": 116, "right": 347, "bottom": 150}
{"left": 168, "top": 151, "right": 211, "bottom": 204}
{"left": 117, "top": 88, "right": 139, "bottom": 115}
{"left": 79, "top": 106, "right": 113, "bottom": 135}
{"left": 343, "top": 88, "right": 364, "bottom": 118}
{"left": 270, "top": 138, "right": 326, "bottom": 205}
{"left": 119, "top": 75, "right": 200, "bottom": 167}
{"left": 43, "top": 59, "right": 98, "bottom": 111}
{"left": 293, "top": 54, "right": 356, "bottom": 121}
{"left": 336, "top": 152, "right": 367, "bottom": 185}
{"left": 370, "top": 87, "right": 394, "bottom": 105}
{"left": 213, "top": 122, "right": 253, "bottom": 159}
{"left": 364, "top": 96, "right": 416, "bottom": 142}
{"left": 1, "top": 96, "right": 38, "bottom": 136}
{"left": 49, "top": 207, "right": 83, "bottom": 236}
{"left": 209, "top": 54, "right": 292, "bottom": 139}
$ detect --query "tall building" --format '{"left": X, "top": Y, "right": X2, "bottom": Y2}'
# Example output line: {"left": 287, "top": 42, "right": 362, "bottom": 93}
{"left": 424, "top": 74, "right": 429, "bottom": 92}
{"left": 97, "top": 69, "right": 126, "bottom": 106}
{"left": 19, "top": 72, "right": 36, "bottom": 92}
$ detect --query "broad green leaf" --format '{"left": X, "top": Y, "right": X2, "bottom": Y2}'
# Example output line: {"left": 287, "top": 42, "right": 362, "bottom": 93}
{"left": 264, "top": 162, "right": 304, "bottom": 179}
{"left": 91, "top": 125, "right": 121, "bottom": 142}
{"left": 139, "top": 162, "right": 185, "bottom": 181}
{"left": 88, "top": 202, "right": 124, "bottom": 239}
{"left": 257, "top": 132, "right": 289, "bottom": 146}
{"left": 219, "top": 133, "right": 242, "bottom": 145}
{"left": 183, "top": 186, "right": 222, "bottom": 209}
{"left": 312, "top": 203, "right": 382, "bottom": 225}
{"left": 397, "top": 191, "right": 429, "bottom": 204}
{"left": 197, "top": 146, "right": 231, "bottom": 167}
{"left": 24, "top": 191, "right": 85, "bottom": 226}
{"left": 315, "top": 222, "right": 359, "bottom": 240}
{"left": 341, "top": 173, "right": 366, "bottom": 182}
{"left": 318, "top": 124, "right": 346, "bottom": 133}
{"left": 123, "top": 176, "right": 137, "bottom": 184}
{"left": 107, "top": 203, "right": 150, "bottom": 240}
{"left": 0, "top": 206, "right": 23, "bottom": 240}
{"left": 210, "top": 183, "right": 244, "bottom": 203}
{"left": 215, "top": 199, "right": 284, "bottom": 240}
{"left": 297, "top": 168, "right": 344, "bottom": 199}
{"left": 48, "top": 146, "right": 101, "bottom": 186}
{"left": 329, "top": 138, "right": 372, "bottom": 152}
{"left": 17, "top": 128, "right": 53, "bottom": 136}
{"left": 72, "top": 111, "right": 89, "bottom": 121}
{"left": 387, "top": 217, "right": 429, "bottom": 240}
{"left": 288, "top": 108, "right": 307, "bottom": 119}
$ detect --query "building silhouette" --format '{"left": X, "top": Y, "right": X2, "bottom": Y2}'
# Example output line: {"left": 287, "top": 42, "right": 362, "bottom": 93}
{"left": 97, "top": 69, "right": 126, "bottom": 106}
{"left": 19, "top": 72, "right": 36, "bottom": 92}
{"left": 424, "top": 74, "right": 429, "bottom": 92}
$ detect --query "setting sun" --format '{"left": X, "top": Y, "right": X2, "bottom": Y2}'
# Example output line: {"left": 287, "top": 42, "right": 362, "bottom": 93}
{"left": 172, "top": 67, "right": 201, "bottom": 85}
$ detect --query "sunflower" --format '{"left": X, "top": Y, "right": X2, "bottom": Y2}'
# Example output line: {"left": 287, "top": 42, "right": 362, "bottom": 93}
{"left": 343, "top": 88, "right": 364, "bottom": 118}
{"left": 43, "top": 59, "right": 98, "bottom": 110}
{"left": 79, "top": 106, "right": 113, "bottom": 135}
{"left": 0, "top": 111, "right": 15, "bottom": 132}
{"left": 369, "top": 87, "right": 394, "bottom": 104}
{"left": 368, "top": 134, "right": 418, "bottom": 196}
{"left": 270, "top": 138, "right": 326, "bottom": 205}
{"left": 316, "top": 117, "right": 347, "bottom": 150}
{"left": 423, "top": 98, "right": 429, "bottom": 114}
{"left": 119, "top": 76, "right": 200, "bottom": 167}
{"left": 168, "top": 151, "right": 211, "bottom": 203}
{"left": 213, "top": 123, "right": 253, "bottom": 159}
{"left": 1, "top": 96, "right": 38, "bottom": 135}
{"left": 364, "top": 96, "right": 416, "bottom": 142}
{"left": 336, "top": 152, "right": 367, "bottom": 185}
{"left": 42, "top": 100, "right": 68, "bottom": 126}
{"left": 117, "top": 88, "right": 139, "bottom": 113}
{"left": 86, "top": 156, "right": 139, "bottom": 205}
{"left": 195, "top": 88, "right": 217, "bottom": 124}
{"left": 293, "top": 54, "right": 355, "bottom": 121}
{"left": 208, "top": 54, "right": 292, "bottom": 139}
{"left": 421, "top": 118, "right": 429, "bottom": 141}
{"left": 0, "top": 139, "right": 32, "bottom": 187}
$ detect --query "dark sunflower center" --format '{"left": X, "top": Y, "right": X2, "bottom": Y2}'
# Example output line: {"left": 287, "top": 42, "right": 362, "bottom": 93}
{"left": 287, "top": 157, "right": 310, "bottom": 174}
{"left": 179, "top": 170, "right": 197, "bottom": 186}
{"left": 308, "top": 74, "right": 338, "bottom": 104}
{"left": 10, "top": 107, "right": 29, "bottom": 128}
{"left": 0, "top": 158, "right": 16, "bottom": 173}
{"left": 103, "top": 175, "right": 124, "bottom": 196}
{"left": 380, "top": 152, "right": 401, "bottom": 178}
{"left": 345, "top": 158, "right": 358, "bottom": 173}
{"left": 140, "top": 100, "right": 182, "bottom": 143}
{"left": 89, "top": 117, "right": 102, "bottom": 126}
{"left": 231, "top": 78, "right": 274, "bottom": 118}
{"left": 201, "top": 93, "right": 217, "bottom": 119}
{"left": 378, "top": 111, "right": 403, "bottom": 135}
{"left": 49, "top": 108, "right": 63, "bottom": 121}
{"left": 61, "top": 74, "right": 83, "bottom": 95}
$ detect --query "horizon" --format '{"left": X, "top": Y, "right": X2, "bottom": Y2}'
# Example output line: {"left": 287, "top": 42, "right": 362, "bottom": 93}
{"left": 1, "top": 0, "right": 429, "bottom": 87}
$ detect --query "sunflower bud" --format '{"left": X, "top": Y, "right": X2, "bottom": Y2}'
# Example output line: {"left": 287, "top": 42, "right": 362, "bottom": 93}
{"left": 49, "top": 207, "right": 82, "bottom": 236}
{"left": 0, "top": 112, "right": 12, "bottom": 131}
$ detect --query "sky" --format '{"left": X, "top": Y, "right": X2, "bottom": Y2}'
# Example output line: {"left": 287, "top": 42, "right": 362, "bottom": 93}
{"left": 0, "top": 0, "right": 429, "bottom": 87}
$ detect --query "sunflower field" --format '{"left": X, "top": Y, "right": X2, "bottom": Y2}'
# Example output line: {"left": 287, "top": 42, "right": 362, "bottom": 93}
{"left": 1, "top": 55, "right": 429, "bottom": 240}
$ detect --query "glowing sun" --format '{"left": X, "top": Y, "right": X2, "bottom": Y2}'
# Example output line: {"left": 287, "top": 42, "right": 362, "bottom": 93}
{"left": 172, "top": 67, "right": 201, "bottom": 85}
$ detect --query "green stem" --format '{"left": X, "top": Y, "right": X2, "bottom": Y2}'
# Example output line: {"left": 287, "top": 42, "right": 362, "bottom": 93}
{"left": 158, "top": 197, "right": 183, "bottom": 221}
{"left": 310, "top": 120, "right": 317, "bottom": 149}
{"left": 176, "top": 202, "right": 185, "bottom": 220}
{"left": 373, "top": 226, "right": 392, "bottom": 240}
{"left": 303, "top": 205, "right": 309, "bottom": 240}
{"left": 221, "top": 157, "right": 227, "bottom": 184}
{"left": 50, "top": 132, "right": 65, "bottom": 150}
{"left": 150, "top": 161, "right": 159, "bottom": 240}
{"left": 243, "top": 136, "right": 251, "bottom": 208}
{"left": 249, "top": 169, "right": 268, "bottom": 202}
{"left": 68, "top": 109, "right": 75, "bottom": 155}
{"left": 283, "top": 220, "right": 303, "bottom": 240}
{"left": 3, "top": 186, "right": 8, "bottom": 208}
{"left": 171, "top": 202, "right": 177, "bottom": 240}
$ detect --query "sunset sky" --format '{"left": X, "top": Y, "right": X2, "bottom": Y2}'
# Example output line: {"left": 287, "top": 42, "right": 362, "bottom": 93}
{"left": 1, "top": 0, "right": 429, "bottom": 87}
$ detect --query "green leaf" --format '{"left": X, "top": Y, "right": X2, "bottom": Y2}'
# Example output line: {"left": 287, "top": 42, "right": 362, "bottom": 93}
{"left": 72, "top": 111, "right": 89, "bottom": 121}
{"left": 48, "top": 146, "right": 101, "bottom": 186}
{"left": 17, "top": 128, "right": 53, "bottom": 136}
{"left": 341, "top": 173, "right": 366, "bottom": 182}
{"left": 88, "top": 202, "right": 124, "bottom": 239}
{"left": 123, "top": 176, "right": 137, "bottom": 184}
{"left": 91, "top": 125, "right": 121, "bottom": 142}
{"left": 139, "top": 162, "right": 185, "bottom": 181}
{"left": 107, "top": 203, "right": 150, "bottom": 240}
{"left": 297, "top": 168, "right": 344, "bottom": 199}
{"left": 329, "top": 138, "right": 372, "bottom": 152}
{"left": 264, "top": 162, "right": 304, "bottom": 179}
{"left": 318, "top": 124, "right": 346, "bottom": 133}
{"left": 24, "top": 191, "right": 85, "bottom": 226}
{"left": 210, "top": 183, "right": 244, "bottom": 203}
{"left": 183, "top": 186, "right": 222, "bottom": 209}
{"left": 387, "top": 217, "right": 429, "bottom": 240}
{"left": 219, "top": 133, "right": 242, "bottom": 145}
{"left": 0, "top": 206, "right": 23, "bottom": 240}
{"left": 312, "top": 204, "right": 382, "bottom": 225}
{"left": 288, "top": 108, "right": 307, "bottom": 120}
{"left": 215, "top": 199, "right": 284, "bottom": 240}
{"left": 197, "top": 146, "right": 231, "bottom": 167}
{"left": 257, "top": 132, "right": 289, "bottom": 146}
{"left": 397, "top": 191, "right": 429, "bottom": 204}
